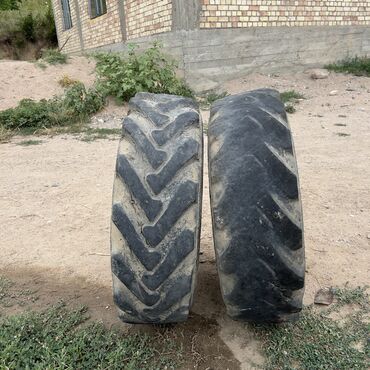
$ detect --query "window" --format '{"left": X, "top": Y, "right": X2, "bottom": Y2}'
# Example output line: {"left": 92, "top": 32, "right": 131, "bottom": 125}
{"left": 61, "top": 0, "right": 72, "bottom": 30}
{"left": 89, "top": 0, "right": 107, "bottom": 19}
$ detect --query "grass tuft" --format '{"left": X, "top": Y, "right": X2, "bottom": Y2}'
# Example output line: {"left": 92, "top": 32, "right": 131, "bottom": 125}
{"left": 280, "top": 90, "right": 305, "bottom": 103}
{"left": 0, "top": 303, "right": 181, "bottom": 369}
{"left": 325, "top": 57, "right": 370, "bottom": 77}
{"left": 41, "top": 48, "right": 67, "bottom": 65}
{"left": 280, "top": 90, "right": 305, "bottom": 114}
{"left": 79, "top": 127, "right": 121, "bottom": 142}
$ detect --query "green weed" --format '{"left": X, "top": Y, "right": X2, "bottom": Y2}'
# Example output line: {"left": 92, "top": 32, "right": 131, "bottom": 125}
{"left": 94, "top": 42, "right": 194, "bottom": 102}
{"left": 197, "top": 90, "right": 228, "bottom": 109}
{"left": 326, "top": 57, "right": 370, "bottom": 77}
{"left": 0, "top": 303, "right": 181, "bottom": 369}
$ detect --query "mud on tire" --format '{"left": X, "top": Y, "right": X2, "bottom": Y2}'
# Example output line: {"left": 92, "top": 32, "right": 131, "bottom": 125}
{"left": 111, "top": 93, "right": 203, "bottom": 324}
{"left": 208, "top": 89, "right": 305, "bottom": 322}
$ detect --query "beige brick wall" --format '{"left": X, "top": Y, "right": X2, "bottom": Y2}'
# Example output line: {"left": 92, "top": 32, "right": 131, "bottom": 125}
{"left": 52, "top": 0, "right": 81, "bottom": 53}
{"left": 79, "top": 0, "right": 123, "bottom": 49}
{"left": 124, "top": 0, "right": 172, "bottom": 40}
{"left": 200, "top": 0, "right": 370, "bottom": 28}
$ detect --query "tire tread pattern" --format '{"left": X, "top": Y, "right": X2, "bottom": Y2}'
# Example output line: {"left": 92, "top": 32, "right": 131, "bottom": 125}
{"left": 208, "top": 89, "right": 305, "bottom": 322}
{"left": 111, "top": 93, "right": 202, "bottom": 324}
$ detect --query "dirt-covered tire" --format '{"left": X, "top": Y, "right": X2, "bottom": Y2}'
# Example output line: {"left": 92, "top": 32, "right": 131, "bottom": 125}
{"left": 208, "top": 89, "right": 305, "bottom": 322}
{"left": 111, "top": 92, "right": 203, "bottom": 324}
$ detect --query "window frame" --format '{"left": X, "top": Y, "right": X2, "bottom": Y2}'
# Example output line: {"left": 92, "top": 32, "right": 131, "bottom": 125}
{"left": 60, "top": 0, "right": 73, "bottom": 31}
{"left": 89, "top": 0, "right": 107, "bottom": 19}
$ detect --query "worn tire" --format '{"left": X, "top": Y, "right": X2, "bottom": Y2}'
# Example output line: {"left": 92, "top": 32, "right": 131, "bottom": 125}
{"left": 208, "top": 89, "right": 305, "bottom": 322}
{"left": 111, "top": 93, "right": 203, "bottom": 324}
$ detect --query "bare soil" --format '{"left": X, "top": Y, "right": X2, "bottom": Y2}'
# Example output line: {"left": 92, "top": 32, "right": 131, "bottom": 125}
{"left": 0, "top": 59, "right": 369, "bottom": 369}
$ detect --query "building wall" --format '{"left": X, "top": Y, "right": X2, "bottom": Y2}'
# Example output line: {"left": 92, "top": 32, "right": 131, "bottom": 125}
{"left": 78, "top": 0, "right": 123, "bottom": 49}
{"left": 124, "top": 0, "right": 172, "bottom": 40}
{"left": 52, "top": 0, "right": 81, "bottom": 53}
{"left": 200, "top": 0, "right": 370, "bottom": 28}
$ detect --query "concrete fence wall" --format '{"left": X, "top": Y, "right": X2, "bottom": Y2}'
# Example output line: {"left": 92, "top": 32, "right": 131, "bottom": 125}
{"left": 52, "top": 0, "right": 370, "bottom": 88}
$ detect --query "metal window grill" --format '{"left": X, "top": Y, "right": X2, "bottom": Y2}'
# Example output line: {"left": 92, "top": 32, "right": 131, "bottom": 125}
{"left": 61, "top": 0, "right": 72, "bottom": 30}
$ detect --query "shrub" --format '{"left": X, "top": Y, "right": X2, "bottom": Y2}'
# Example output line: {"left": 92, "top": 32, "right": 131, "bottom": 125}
{"left": 0, "top": 99, "right": 57, "bottom": 130}
{"left": 63, "top": 83, "right": 105, "bottom": 117}
{"left": 94, "top": 42, "right": 194, "bottom": 102}
{"left": 20, "top": 13, "right": 35, "bottom": 42}
{"left": 0, "top": 83, "right": 105, "bottom": 132}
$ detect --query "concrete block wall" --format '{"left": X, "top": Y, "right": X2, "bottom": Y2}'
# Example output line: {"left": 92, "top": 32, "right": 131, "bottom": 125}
{"left": 200, "top": 0, "right": 370, "bottom": 28}
{"left": 124, "top": 0, "right": 172, "bottom": 40}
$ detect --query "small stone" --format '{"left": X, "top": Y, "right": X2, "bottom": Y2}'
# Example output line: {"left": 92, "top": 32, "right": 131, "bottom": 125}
{"left": 309, "top": 69, "right": 330, "bottom": 80}
{"left": 329, "top": 90, "right": 338, "bottom": 96}
{"left": 314, "top": 288, "right": 334, "bottom": 305}
{"left": 367, "top": 234, "right": 370, "bottom": 240}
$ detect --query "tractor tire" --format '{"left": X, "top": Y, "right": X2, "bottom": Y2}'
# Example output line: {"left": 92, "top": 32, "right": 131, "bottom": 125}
{"left": 111, "top": 93, "right": 203, "bottom": 324}
{"left": 208, "top": 89, "right": 305, "bottom": 322}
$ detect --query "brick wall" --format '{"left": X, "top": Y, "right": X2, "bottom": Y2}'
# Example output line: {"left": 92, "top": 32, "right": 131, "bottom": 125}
{"left": 79, "top": 0, "right": 122, "bottom": 48}
{"left": 52, "top": 0, "right": 81, "bottom": 53}
{"left": 124, "top": 0, "right": 172, "bottom": 40}
{"left": 200, "top": 0, "right": 370, "bottom": 28}
{"left": 52, "top": 0, "right": 370, "bottom": 53}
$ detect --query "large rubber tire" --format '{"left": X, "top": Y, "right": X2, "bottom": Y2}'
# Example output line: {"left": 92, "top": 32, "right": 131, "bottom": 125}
{"left": 208, "top": 89, "right": 305, "bottom": 322}
{"left": 111, "top": 93, "right": 203, "bottom": 324}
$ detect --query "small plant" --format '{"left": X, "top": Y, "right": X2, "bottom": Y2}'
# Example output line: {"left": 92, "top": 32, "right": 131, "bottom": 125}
{"left": 94, "top": 42, "right": 194, "bottom": 102}
{"left": 0, "top": 303, "right": 181, "bottom": 369}
{"left": 280, "top": 90, "right": 305, "bottom": 114}
{"left": 280, "top": 90, "right": 305, "bottom": 103}
{"left": 58, "top": 75, "right": 79, "bottom": 88}
{"left": 197, "top": 90, "right": 228, "bottom": 109}
{"left": 41, "top": 48, "right": 68, "bottom": 65}
{"left": 285, "top": 104, "right": 296, "bottom": 114}
{"left": 326, "top": 57, "right": 370, "bottom": 77}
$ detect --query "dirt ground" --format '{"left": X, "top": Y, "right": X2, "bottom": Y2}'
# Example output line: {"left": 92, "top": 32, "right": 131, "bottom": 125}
{"left": 0, "top": 59, "right": 369, "bottom": 369}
